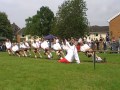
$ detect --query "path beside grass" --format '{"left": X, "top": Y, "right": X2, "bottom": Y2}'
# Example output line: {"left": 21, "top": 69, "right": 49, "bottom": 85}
{"left": 0, "top": 52, "right": 120, "bottom": 90}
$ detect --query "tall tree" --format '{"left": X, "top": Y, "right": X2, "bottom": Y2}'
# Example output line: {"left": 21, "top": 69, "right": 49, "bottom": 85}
{"left": 52, "top": 0, "right": 88, "bottom": 38}
{"left": 0, "top": 12, "right": 13, "bottom": 40}
{"left": 24, "top": 6, "right": 54, "bottom": 36}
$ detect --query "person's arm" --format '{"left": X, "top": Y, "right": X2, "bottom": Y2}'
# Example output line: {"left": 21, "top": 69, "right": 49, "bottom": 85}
{"left": 65, "top": 40, "right": 71, "bottom": 48}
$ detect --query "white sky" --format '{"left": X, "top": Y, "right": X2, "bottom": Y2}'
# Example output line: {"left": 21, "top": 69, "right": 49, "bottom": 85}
{"left": 0, "top": 0, "right": 120, "bottom": 28}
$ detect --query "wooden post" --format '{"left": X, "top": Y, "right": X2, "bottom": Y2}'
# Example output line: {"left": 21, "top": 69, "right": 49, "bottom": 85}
{"left": 93, "top": 51, "right": 96, "bottom": 70}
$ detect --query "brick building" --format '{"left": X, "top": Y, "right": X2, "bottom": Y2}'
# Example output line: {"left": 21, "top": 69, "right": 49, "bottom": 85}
{"left": 11, "top": 23, "right": 21, "bottom": 42}
{"left": 108, "top": 12, "right": 120, "bottom": 40}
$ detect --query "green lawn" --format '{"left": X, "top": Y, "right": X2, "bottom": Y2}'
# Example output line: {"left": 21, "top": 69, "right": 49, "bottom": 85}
{"left": 0, "top": 52, "right": 120, "bottom": 90}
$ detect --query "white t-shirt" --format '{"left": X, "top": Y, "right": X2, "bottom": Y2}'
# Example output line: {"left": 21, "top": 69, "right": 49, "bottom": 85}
{"left": 12, "top": 45, "right": 19, "bottom": 52}
{"left": 24, "top": 42, "right": 30, "bottom": 48}
{"left": 32, "top": 42, "right": 38, "bottom": 48}
{"left": 52, "top": 43, "right": 61, "bottom": 50}
{"left": 80, "top": 44, "right": 90, "bottom": 52}
{"left": 20, "top": 43, "right": 27, "bottom": 49}
{"left": 36, "top": 41, "right": 40, "bottom": 48}
{"left": 56, "top": 39, "right": 59, "bottom": 43}
{"left": 5, "top": 41, "right": 12, "bottom": 49}
{"left": 41, "top": 41, "right": 49, "bottom": 49}
{"left": 62, "top": 41, "right": 70, "bottom": 51}
{"left": 78, "top": 38, "right": 82, "bottom": 43}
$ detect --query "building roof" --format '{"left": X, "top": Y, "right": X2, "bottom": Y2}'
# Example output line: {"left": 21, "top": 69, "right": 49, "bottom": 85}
{"left": 11, "top": 23, "right": 21, "bottom": 35}
{"left": 108, "top": 12, "right": 120, "bottom": 22}
{"left": 89, "top": 26, "right": 109, "bottom": 33}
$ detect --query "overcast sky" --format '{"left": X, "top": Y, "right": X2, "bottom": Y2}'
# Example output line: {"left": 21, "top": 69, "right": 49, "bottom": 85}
{"left": 0, "top": 0, "right": 120, "bottom": 28}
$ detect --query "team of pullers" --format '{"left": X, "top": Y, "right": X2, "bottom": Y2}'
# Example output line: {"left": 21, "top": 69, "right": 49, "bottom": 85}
{"left": 5, "top": 37, "right": 104, "bottom": 64}
{"left": 5, "top": 38, "right": 70, "bottom": 60}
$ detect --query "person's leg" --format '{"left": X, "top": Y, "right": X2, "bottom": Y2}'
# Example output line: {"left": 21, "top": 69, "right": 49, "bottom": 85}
{"left": 33, "top": 49, "right": 37, "bottom": 58}
{"left": 45, "top": 49, "right": 52, "bottom": 59}
{"left": 19, "top": 50, "right": 24, "bottom": 56}
{"left": 23, "top": 49, "right": 28, "bottom": 57}
{"left": 56, "top": 51, "right": 61, "bottom": 59}
{"left": 7, "top": 49, "right": 12, "bottom": 55}
{"left": 37, "top": 49, "right": 42, "bottom": 58}
{"left": 92, "top": 52, "right": 103, "bottom": 62}
{"left": 27, "top": 49, "right": 31, "bottom": 56}
{"left": 56, "top": 50, "right": 64, "bottom": 59}
{"left": 16, "top": 51, "right": 21, "bottom": 57}
{"left": 60, "top": 50, "right": 65, "bottom": 58}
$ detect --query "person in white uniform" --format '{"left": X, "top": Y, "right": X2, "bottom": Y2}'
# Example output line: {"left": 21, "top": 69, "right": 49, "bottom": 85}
{"left": 58, "top": 39, "right": 80, "bottom": 64}
{"left": 23, "top": 40, "right": 31, "bottom": 56}
{"left": 52, "top": 38, "right": 64, "bottom": 59}
{"left": 31, "top": 39, "right": 42, "bottom": 58}
{"left": 80, "top": 42, "right": 102, "bottom": 62}
{"left": 11, "top": 43, "right": 21, "bottom": 57}
{"left": 41, "top": 39, "right": 52, "bottom": 59}
{"left": 5, "top": 39, "right": 13, "bottom": 55}
{"left": 19, "top": 42, "right": 28, "bottom": 57}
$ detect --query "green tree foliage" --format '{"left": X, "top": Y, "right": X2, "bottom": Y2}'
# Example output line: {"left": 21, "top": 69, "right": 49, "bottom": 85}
{"left": 24, "top": 6, "right": 54, "bottom": 36}
{"left": 0, "top": 12, "right": 13, "bottom": 40}
{"left": 50, "top": 17, "right": 59, "bottom": 35}
{"left": 51, "top": 0, "right": 88, "bottom": 38}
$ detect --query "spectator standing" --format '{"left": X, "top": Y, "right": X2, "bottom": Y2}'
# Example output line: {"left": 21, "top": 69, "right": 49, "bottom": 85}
{"left": 99, "top": 37, "right": 103, "bottom": 52}
{"left": 95, "top": 38, "right": 99, "bottom": 50}
{"left": 111, "top": 40, "right": 119, "bottom": 53}
{"left": 118, "top": 37, "right": 120, "bottom": 53}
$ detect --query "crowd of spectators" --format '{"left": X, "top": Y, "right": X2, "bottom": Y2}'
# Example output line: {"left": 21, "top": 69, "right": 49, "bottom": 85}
{"left": 78, "top": 36, "right": 120, "bottom": 53}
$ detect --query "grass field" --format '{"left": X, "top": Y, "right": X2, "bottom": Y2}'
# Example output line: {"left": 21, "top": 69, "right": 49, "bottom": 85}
{"left": 0, "top": 52, "right": 120, "bottom": 90}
